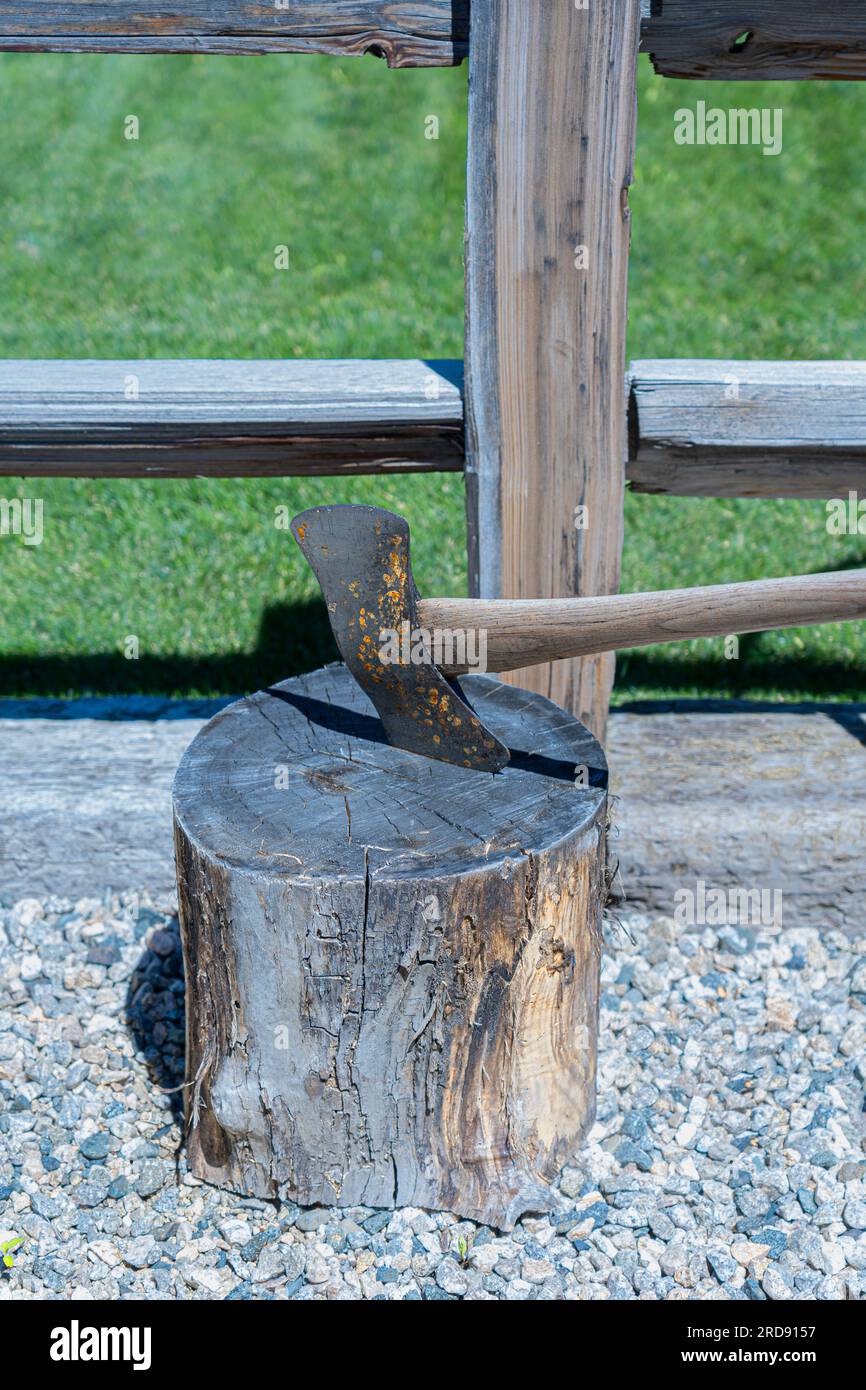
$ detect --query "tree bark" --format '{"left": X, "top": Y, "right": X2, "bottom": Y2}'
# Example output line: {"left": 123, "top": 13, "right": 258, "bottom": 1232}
{"left": 173, "top": 665, "right": 607, "bottom": 1228}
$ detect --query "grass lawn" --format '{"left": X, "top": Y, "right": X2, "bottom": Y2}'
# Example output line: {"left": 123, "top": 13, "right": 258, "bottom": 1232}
{"left": 1, "top": 54, "right": 865, "bottom": 702}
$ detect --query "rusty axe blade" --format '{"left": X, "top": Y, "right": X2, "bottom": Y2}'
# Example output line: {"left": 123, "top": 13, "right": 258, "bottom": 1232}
{"left": 291, "top": 505, "right": 510, "bottom": 772}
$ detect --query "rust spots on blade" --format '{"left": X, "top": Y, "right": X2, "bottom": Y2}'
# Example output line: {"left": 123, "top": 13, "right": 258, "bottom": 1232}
{"left": 290, "top": 504, "right": 509, "bottom": 771}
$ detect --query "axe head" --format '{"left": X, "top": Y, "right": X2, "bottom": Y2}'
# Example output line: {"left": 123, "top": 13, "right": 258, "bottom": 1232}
{"left": 291, "top": 504, "right": 509, "bottom": 771}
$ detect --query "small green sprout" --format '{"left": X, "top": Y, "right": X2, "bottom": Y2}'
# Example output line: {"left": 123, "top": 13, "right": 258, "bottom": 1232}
{"left": 1, "top": 1236, "right": 24, "bottom": 1269}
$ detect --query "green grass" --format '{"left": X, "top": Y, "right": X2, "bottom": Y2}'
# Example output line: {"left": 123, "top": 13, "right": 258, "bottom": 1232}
{"left": 1, "top": 54, "right": 865, "bottom": 702}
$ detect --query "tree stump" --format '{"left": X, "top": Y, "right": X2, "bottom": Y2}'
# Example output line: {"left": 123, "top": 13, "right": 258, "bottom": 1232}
{"left": 173, "top": 665, "right": 608, "bottom": 1229}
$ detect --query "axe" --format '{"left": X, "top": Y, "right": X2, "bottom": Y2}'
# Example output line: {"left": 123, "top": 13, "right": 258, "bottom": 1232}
{"left": 292, "top": 504, "right": 866, "bottom": 773}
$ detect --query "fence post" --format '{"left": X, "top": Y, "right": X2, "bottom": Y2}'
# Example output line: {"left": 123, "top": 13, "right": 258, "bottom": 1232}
{"left": 465, "top": 0, "right": 641, "bottom": 740}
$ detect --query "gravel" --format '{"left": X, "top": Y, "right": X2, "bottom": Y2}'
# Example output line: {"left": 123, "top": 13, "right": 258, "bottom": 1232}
{"left": 0, "top": 893, "right": 864, "bottom": 1301}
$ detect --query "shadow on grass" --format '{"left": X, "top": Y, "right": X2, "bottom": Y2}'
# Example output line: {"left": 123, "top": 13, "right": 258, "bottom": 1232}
{"left": 614, "top": 551, "right": 866, "bottom": 703}
{"left": 615, "top": 632, "right": 866, "bottom": 751}
{"left": 1, "top": 594, "right": 864, "bottom": 706}
{"left": 0, "top": 597, "right": 338, "bottom": 699}
{"left": 615, "top": 629, "right": 866, "bottom": 702}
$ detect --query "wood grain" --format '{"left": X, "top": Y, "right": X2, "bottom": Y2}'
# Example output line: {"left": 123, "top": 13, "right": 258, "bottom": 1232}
{"left": 0, "top": 1, "right": 468, "bottom": 64}
{"left": 464, "top": 0, "right": 641, "bottom": 743}
{"left": 0, "top": 358, "right": 464, "bottom": 476}
{"left": 173, "top": 665, "right": 608, "bottom": 1227}
{"left": 640, "top": 2, "right": 866, "bottom": 81}
{"left": 421, "top": 569, "right": 866, "bottom": 674}
{"left": 629, "top": 359, "right": 866, "bottom": 497}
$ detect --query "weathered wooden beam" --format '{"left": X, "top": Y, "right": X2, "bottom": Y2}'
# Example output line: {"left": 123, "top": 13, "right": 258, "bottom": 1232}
{"left": 0, "top": 358, "right": 464, "bottom": 476}
{"left": 5, "top": 355, "right": 864, "bottom": 493}
{"left": 0, "top": 1, "right": 467, "bottom": 65}
{"left": 609, "top": 701, "right": 866, "bottom": 934}
{"left": 5, "top": 2, "right": 866, "bottom": 76}
{"left": 464, "top": 0, "right": 641, "bottom": 742}
{"left": 629, "top": 359, "right": 866, "bottom": 498}
{"left": 640, "top": 2, "right": 866, "bottom": 81}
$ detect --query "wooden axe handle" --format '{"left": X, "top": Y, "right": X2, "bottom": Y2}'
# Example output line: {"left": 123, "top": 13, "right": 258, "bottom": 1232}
{"left": 418, "top": 569, "right": 866, "bottom": 675}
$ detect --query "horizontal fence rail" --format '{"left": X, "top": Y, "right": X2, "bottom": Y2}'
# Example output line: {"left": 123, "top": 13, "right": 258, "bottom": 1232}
{"left": 640, "top": 2, "right": 866, "bottom": 81}
{"left": 0, "top": 1, "right": 469, "bottom": 64}
{"left": 629, "top": 360, "right": 866, "bottom": 498}
{"left": 2, "top": 357, "right": 864, "bottom": 494}
{"left": 0, "top": 358, "right": 465, "bottom": 476}
{"left": 1, "top": 2, "right": 864, "bottom": 76}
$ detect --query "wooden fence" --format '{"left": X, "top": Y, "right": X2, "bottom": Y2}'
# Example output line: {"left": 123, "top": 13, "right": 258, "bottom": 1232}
{"left": 2, "top": 1, "right": 865, "bottom": 737}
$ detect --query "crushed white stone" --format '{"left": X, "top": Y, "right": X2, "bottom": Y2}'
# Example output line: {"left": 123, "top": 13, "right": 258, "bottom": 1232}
{"left": 0, "top": 893, "right": 863, "bottom": 1301}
